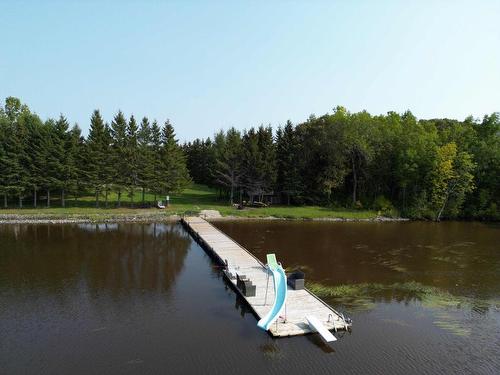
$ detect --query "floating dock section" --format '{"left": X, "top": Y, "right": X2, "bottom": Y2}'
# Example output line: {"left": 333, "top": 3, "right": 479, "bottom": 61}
{"left": 181, "top": 216, "right": 351, "bottom": 337}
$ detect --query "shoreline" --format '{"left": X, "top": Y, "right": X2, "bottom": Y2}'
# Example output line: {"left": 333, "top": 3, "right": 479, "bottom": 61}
{"left": 207, "top": 215, "right": 410, "bottom": 222}
{"left": 0, "top": 212, "right": 409, "bottom": 224}
{"left": 0, "top": 213, "right": 181, "bottom": 224}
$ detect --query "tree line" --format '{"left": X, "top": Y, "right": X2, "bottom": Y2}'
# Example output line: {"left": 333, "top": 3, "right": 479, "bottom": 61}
{"left": 1, "top": 97, "right": 498, "bottom": 220}
{"left": 184, "top": 106, "right": 499, "bottom": 221}
{"left": 0, "top": 97, "right": 190, "bottom": 208}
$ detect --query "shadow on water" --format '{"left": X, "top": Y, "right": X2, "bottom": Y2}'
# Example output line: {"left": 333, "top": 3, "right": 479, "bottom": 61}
{"left": 304, "top": 334, "right": 336, "bottom": 354}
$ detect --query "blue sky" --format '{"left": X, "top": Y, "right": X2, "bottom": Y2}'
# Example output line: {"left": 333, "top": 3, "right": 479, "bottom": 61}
{"left": 1, "top": 0, "right": 499, "bottom": 141}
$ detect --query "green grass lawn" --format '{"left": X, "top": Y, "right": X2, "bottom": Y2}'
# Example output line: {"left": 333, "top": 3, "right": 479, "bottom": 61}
{"left": 0, "top": 184, "right": 379, "bottom": 220}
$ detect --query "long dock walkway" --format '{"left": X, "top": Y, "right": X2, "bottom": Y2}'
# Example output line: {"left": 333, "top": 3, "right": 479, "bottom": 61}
{"left": 181, "top": 216, "right": 351, "bottom": 337}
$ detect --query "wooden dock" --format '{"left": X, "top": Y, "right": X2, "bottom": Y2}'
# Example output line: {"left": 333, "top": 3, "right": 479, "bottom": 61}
{"left": 181, "top": 216, "right": 351, "bottom": 337}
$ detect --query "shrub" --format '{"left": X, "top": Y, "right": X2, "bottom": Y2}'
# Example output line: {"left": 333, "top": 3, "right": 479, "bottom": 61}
{"left": 373, "top": 195, "right": 397, "bottom": 216}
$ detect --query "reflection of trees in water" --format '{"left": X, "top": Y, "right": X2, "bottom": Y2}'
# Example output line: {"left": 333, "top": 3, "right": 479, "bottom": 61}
{"left": 0, "top": 223, "right": 191, "bottom": 294}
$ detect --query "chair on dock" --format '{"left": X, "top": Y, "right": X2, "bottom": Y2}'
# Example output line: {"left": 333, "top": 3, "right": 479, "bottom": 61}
{"left": 237, "top": 274, "right": 256, "bottom": 297}
{"left": 287, "top": 269, "right": 305, "bottom": 290}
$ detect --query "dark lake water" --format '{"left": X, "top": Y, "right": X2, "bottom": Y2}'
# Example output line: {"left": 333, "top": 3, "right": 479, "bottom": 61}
{"left": 1, "top": 221, "right": 499, "bottom": 374}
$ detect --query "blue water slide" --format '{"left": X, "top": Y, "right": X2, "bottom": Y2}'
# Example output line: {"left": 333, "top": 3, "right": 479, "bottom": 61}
{"left": 257, "top": 263, "right": 288, "bottom": 331}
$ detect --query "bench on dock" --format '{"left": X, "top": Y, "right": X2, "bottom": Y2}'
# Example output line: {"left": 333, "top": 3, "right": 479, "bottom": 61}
{"left": 237, "top": 274, "right": 256, "bottom": 297}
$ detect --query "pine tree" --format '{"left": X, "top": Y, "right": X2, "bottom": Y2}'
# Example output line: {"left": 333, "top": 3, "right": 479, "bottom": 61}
{"left": 149, "top": 120, "right": 163, "bottom": 202}
{"left": 67, "top": 124, "right": 85, "bottom": 203}
{"left": 137, "top": 117, "right": 153, "bottom": 205}
{"left": 184, "top": 138, "right": 216, "bottom": 186}
{"left": 160, "top": 120, "right": 190, "bottom": 196}
{"left": 5, "top": 128, "right": 26, "bottom": 208}
{"left": 110, "top": 111, "right": 128, "bottom": 207}
{"left": 51, "top": 115, "right": 70, "bottom": 207}
{"left": 23, "top": 114, "right": 48, "bottom": 208}
{"left": 126, "top": 115, "right": 139, "bottom": 206}
{"left": 86, "top": 110, "right": 108, "bottom": 207}
{"left": 11, "top": 104, "right": 37, "bottom": 208}
{"left": 257, "top": 125, "right": 276, "bottom": 197}
{"left": 276, "top": 120, "right": 301, "bottom": 204}
{"left": 0, "top": 109, "right": 10, "bottom": 207}
{"left": 241, "top": 127, "right": 265, "bottom": 202}
{"left": 214, "top": 128, "right": 242, "bottom": 204}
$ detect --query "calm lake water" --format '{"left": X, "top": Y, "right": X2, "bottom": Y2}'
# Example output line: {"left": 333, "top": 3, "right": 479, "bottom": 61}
{"left": 1, "top": 221, "right": 499, "bottom": 374}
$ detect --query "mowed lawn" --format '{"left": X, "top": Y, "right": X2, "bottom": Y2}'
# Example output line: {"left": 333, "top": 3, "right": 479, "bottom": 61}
{"left": 0, "top": 184, "right": 378, "bottom": 220}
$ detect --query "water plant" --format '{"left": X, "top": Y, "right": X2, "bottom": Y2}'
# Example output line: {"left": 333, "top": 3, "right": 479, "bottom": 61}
{"left": 307, "top": 280, "right": 497, "bottom": 336}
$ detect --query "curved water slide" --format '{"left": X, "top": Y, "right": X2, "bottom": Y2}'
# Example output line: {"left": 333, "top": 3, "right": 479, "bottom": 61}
{"left": 257, "top": 254, "right": 288, "bottom": 331}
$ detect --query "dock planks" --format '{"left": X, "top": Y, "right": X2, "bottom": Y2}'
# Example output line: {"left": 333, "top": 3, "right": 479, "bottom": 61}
{"left": 181, "top": 216, "right": 351, "bottom": 337}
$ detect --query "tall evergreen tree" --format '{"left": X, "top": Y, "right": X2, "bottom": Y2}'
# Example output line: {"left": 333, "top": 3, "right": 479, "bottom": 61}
{"left": 137, "top": 117, "right": 154, "bottom": 205}
{"left": 23, "top": 114, "right": 48, "bottom": 207}
{"left": 126, "top": 115, "right": 139, "bottom": 206}
{"left": 257, "top": 125, "right": 276, "bottom": 196}
{"left": 160, "top": 120, "right": 190, "bottom": 195}
{"left": 276, "top": 121, "right": 301, "bottom": 204}
{"left": 67, "top": 124, "right": 85, "bottom": 203}
{"left": 149, "top": 120, "right": 163, "bottom": 202}
{"left": 110, "top": 111, "right": 128, "bottom": 207}
{"left": 183, "top": 138, "right": 215, "bottom": 186}
{"left": 241, "top": 127, "right": 265, "bottom": 202}
{"left": 0, "top": 108, "right": 10, "bottom": 207}
{"left": 51, "top": 115, "right": 71, "bottom": 207}
{"left": 11, "top": 102, "right": 36, "bottom": 208}
{"left": 215, "top": 128, "right": 242, "bottom": 204}
{"left": 86, "top": 110, "right": 108, "bottom": 207}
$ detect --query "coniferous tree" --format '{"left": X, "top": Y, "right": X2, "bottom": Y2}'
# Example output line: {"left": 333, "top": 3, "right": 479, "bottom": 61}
{"left": 137, "top": 117, "right": 153, "bottom": 205}
{"left": 276, "top": 121, "right": 301, "bottom": 204}
{"left": 126, "top": 115, "right": 139, "bottom": 206}
{"left": 241, "top": 127, "right": 265, "bottom": 202}
{"left": 0, "top": 108, "right": 10, "bottom": 207}
{"left": 160, "top": 120, "right": 190, "bottom": 195}
{"left": 149, "top": 120, "right": 163, "bottom": 202}
{"left": 102, "top": 123, "right": 114, "bottom": 207}
{"left": 23, "top": 115, "right": 48, "bottom": 207}
{"left": 110, "top": 111, "right": 128, "bottom": 207}
{"left": 11, "top": 103, "right": 35, "bottom": 208}
{"left": 52, "top": 115, "right": 71, "bottom": 207}
{"left": 0, "top": 99, "right": 28, "bottom": 207}
{"left": 215, "top": 128, "right": 242, "bottom": 204}
{"left": 41, "top": 119, "right": 57, "bottom": 208}
{"left": 86, "top": 110, "right": 108, "bottom": 207}
{"left": 257, "top": 125, "right": 276, "bottom": 198}
{"left": 67, "top": 124, "right": 85, "bottom": 203}
{"left": 185, "top": 138, "right": 216, "bottom": 186}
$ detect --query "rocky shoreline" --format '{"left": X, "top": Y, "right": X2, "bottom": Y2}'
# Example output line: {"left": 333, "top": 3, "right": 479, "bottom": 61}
{"left": 0, "top": 210, "right": 409, "bottom": 224}
{"left": 209, "top": 215, "right": 410, "bottom": 222}
{"left": 0, "top": 213, "right": 181, "bottom": 224}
